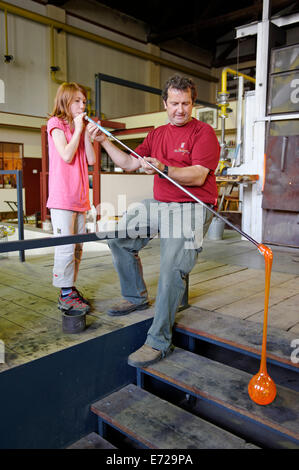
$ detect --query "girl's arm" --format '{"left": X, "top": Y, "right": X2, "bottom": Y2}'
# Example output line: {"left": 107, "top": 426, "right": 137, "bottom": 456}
{"left": 51, "top": 113, "right": 85, "bottom": 164}
{"left": 84, "top": 128, "right": 96, "bottom": 165}
{"left": 87, "top": 122, "right": 141, "bottom": 172}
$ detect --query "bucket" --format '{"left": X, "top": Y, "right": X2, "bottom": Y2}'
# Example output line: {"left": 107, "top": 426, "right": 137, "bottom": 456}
{"left": 62, "top": 309, "right": 86, "bottom": 334}
{"left": 207, "top": 217, "right": 225, "bottom": 241}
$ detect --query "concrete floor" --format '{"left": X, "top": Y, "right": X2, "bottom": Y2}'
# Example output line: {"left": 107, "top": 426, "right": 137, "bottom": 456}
{"left": 0, "top": 229, "right": 298, "bottom": 372}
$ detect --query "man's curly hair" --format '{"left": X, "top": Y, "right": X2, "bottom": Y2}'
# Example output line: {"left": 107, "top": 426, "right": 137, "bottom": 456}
{"left": 162, "top": 75, "right": 197, "bottom": 103}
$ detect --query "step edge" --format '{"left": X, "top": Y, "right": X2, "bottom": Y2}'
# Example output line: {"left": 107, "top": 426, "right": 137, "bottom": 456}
{"left": 66, "top": 431, "right": 117, "bottom": 449}
{"left": 174, "top": 323, "right": 299, "bottom": 371}
{"left": 90, "top": 403, "right": 157, "bottom": 449}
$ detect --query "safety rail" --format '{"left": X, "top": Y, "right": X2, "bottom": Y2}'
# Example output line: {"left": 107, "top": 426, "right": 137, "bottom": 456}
{"left": 0, "top": 227, "right": 152, "bottom": 254}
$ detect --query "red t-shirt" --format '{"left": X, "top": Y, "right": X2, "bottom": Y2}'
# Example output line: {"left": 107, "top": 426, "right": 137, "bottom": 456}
{"left": 134, "top": 118, "right": 220, "bottom": 205}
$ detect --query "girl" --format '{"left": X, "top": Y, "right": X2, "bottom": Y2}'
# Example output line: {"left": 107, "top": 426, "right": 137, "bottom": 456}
{"left": 47, "top": 82, "right": 95, "bottom": 313}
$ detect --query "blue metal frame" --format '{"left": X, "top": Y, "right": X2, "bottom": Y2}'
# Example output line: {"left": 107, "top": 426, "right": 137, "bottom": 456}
{"left": 96, "top": 415, "right": 148, "bottom": 449}
{"left": 0, "top": 170, "right": 25, "bottom": 261}
{"left": 0, "top": 226, "right": 152, "bottom": 253}
{"left": 95, "top": 72, "right": 218, "bottom": 117}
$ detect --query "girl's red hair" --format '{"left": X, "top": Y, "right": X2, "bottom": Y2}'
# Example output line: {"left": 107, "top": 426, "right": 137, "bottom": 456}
{"left": 50, "top": 82, "right": 87, "bottom": 124}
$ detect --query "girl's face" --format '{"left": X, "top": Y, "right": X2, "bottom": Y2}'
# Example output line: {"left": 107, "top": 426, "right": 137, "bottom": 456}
{"left": 69, "top": 91, "right": 86, "bottom": 118}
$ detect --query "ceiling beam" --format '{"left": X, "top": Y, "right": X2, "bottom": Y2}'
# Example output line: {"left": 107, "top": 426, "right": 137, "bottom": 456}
{"left": 148, "top": 0, "right": 296, "bottom": 44}
{"left": 215, "top": 41, "right": 238, "bottom": 63}
{"left": 45, "top": 1, "right": 68, "bottom": 5}
{"left": 212, "top": 53, "right": 257, "bottom": 68}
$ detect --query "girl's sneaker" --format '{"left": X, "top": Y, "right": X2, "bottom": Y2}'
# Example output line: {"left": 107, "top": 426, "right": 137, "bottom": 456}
{"left": 72, "top": 287, "right": 90, "bottom": 306}
{"left": 58, "top": 291, "right": 90, "bottom": 313}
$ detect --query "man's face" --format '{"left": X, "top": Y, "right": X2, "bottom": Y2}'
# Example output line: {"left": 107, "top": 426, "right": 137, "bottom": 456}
{"left": 163, "top": 87, "right": 193, "bottom": 126}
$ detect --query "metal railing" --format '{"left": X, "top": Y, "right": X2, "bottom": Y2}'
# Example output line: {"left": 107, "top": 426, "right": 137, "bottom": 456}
{"left": 95, "top": 73, "right": 218, "bottom": 117}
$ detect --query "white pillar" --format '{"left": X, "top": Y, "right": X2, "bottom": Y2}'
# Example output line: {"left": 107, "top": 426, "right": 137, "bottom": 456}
{"left": 251, "top": 0, "right": 271, "bottom": 243}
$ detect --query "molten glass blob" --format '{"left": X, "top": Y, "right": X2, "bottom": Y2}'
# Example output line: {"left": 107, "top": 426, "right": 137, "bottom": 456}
{"left": 248, "top": 370, "right": 277, "bottom": 405}
{"left": 248, "top": 244, "right": 277, "bottom": 406}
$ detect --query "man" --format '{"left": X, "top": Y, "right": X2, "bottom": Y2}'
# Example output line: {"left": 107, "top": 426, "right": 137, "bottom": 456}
{"left": 87, "top": 75, "right": 220, "bottom": 367}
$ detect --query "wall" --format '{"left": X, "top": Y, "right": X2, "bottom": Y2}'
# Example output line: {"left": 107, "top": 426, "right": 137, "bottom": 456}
{"left": 0, "top": 188, "right": 25, "bottom": 212}
{"left": 0, "top": 7, "right": 49, "bottom": 117}
{"left": 66, "top": 33, "right": 149, "bottom": 118}
{"left": 0, "top": 0, "right": 217, "bottom": 119}
{"left": 0, "top": 114, "right": 46, "bottom": 157}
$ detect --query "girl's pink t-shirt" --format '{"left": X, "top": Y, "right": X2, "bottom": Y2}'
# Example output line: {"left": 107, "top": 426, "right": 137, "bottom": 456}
{"left": 46, "top": 116, "right": 91, "bottom": 212}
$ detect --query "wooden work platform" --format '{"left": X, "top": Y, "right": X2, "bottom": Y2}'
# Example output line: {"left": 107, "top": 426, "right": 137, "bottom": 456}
{"left": 0, "top": 230, "right": 298, "bottom": 372}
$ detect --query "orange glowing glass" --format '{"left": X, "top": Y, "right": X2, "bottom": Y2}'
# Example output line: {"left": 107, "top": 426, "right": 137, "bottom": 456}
{"left": 248, "top": 244, "right": 277, "bottom": 405}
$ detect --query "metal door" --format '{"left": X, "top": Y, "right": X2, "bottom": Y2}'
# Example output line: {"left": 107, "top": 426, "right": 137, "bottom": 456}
{"left": 262, "top": 134, "right": 299, "bottom": 212}
{"left": 262, "top": 120, "right": 299, "bottom": 247}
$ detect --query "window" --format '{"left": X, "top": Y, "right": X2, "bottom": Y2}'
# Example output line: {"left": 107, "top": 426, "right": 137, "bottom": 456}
{"left": 0, "top": 143, "right": 23, "bottom": 188}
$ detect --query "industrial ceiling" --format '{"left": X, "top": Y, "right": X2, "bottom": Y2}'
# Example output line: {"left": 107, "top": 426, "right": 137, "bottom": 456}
{"left": 45, "top": 0, "right": 299, "bottom": 67}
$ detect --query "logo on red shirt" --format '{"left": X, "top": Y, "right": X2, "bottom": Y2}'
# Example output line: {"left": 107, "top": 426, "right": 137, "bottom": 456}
{"left": 174, "top": 142, "right": 190, "bottom": 154}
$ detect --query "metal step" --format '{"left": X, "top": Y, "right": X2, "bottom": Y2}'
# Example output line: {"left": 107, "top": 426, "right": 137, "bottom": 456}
{"left": 67, "top": 432, "right": 117, "bottom": 449}
{"left": 134, "top": 347, "right": 299, "bottom": 449}
{"left": 91, "top": 384, "right": 258, "bottom": 449}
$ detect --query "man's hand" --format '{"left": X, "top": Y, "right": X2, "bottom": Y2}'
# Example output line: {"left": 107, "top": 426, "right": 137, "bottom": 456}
{"left": 141, "top": 157, "right": 210, "bottom": 186}
{"left": 86, "top": 122, "right": 107, "bottom": 144}
{"left": 141, "top": 157, "right": 164, "bottom": 175}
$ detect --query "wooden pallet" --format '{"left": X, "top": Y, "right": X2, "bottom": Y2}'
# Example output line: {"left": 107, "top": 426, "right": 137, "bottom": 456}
{"left": 91, "top": 384, "right": 258, "bottom": 449}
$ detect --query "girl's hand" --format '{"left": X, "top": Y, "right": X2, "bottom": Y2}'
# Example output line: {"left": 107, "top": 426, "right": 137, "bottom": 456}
{"left": 73, "top": 112, "right": 86, "bottom": 134}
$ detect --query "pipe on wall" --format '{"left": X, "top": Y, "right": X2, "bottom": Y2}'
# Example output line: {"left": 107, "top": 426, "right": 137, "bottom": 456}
{"left": 4, "top": 7, "right": 13, "bottom": 63}
{"left": 50, "top": 25, "right": 92, "bottom": 115}
{"left": 217, "top": 67, "right": 256, "bottom": 163}
{"left": 219, "top": 67, "right": 256, "bottom": 118}
{"left": 0, "top": 0, "right": 218, "bottom": 84}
